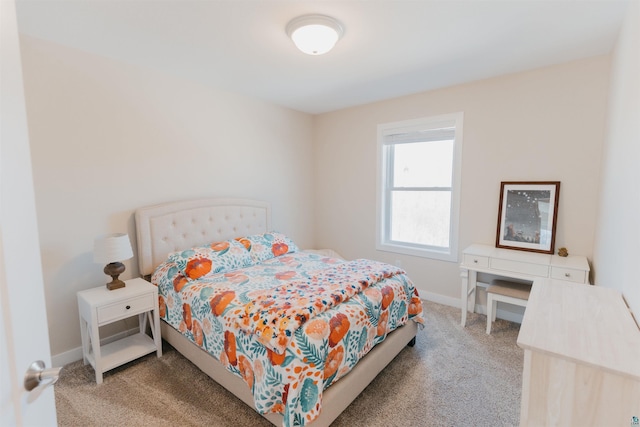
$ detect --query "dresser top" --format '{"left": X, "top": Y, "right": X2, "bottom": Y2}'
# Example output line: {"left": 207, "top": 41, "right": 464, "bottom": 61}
{"left": 518, "top": 279, "right": 640, "bottom": 380}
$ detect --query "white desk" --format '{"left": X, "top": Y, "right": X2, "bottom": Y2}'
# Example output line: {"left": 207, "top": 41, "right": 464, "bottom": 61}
{"left": 517, "top": 279, "right": 640, "bottom": 425}
{"left": 459, "top": 244, "right": 590, "bottom": 326}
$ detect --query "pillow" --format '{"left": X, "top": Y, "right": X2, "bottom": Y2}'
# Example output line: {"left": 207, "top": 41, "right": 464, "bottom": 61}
{"left": 236, "top": 232, "right": 299, "bottom": 264}
{"left": 167, "top": 239, "right": 252, "bottom": 281}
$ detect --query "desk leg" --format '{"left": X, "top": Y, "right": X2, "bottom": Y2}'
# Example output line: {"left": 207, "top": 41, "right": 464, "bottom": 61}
{"left": 460, "top": 268, "right": 477, "bottom": 327}
{"left": 460, "top": 269, "right": 468, "bottom": 326}
{"left": 468, "top": 270, "right": 477, "bottom": 313}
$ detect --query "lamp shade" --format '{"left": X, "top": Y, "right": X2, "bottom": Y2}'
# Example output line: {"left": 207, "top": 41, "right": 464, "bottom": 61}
{"left": 286, "top": 14, "right": 344, "bottom": 55}
{"left": 93, "top": 233, "right": 133, "bottom": 264}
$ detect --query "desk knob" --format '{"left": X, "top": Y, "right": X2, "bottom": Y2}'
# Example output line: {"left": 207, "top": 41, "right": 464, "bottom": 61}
{"left": 564, "top": 273, "right": 571, "bottom": 278}
{"left": 126, "top": 305, "right": 131, "bottom": 310}
{"left": 473, "top": 259, "right": 478, "bottom": 264}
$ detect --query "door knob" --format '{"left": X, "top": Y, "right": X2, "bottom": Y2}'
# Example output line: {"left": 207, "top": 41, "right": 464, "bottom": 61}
{"left": 24, "top": 360, "right": 62, "bottom": 392}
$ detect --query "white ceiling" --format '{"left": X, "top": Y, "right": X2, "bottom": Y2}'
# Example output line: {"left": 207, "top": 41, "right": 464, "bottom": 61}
{"left": 16, "top": 0, "right": 630, "bottom": 114}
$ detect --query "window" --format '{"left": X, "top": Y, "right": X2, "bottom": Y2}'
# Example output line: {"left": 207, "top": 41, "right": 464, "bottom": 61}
{"left": 376, "top": 113, "right": 463, "bottom": 261}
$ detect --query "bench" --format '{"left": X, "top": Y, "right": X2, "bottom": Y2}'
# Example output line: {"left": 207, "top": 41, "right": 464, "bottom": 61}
{"left": 486, "top": 279, "right": 531, "bottom": 334}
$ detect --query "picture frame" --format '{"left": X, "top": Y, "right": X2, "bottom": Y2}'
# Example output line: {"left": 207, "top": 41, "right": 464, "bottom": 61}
{"left": 496, "top": 181, "right": 560, "bottom": 254}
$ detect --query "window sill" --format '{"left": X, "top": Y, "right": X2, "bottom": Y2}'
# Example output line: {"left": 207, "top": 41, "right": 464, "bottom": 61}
{"left": 376, "top": 242, "right": 458, "bottom": 262}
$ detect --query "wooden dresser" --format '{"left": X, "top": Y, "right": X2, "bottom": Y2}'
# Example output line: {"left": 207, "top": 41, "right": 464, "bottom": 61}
{"left": 517, "top": 279, "right": 640, "bottom": 426}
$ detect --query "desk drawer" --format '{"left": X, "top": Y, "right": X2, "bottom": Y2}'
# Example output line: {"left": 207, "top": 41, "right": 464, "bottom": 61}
{"left": 463, "top": 254, "right": 489, "bottom": 268}
{"left": 97, "top": 294, "right": 154, "bottom": 324}
{"left": 490, "top": 258, "right": 549, "bottom": 277}
{"left": 551, "top": 267, "right": 586, "bottom": 283}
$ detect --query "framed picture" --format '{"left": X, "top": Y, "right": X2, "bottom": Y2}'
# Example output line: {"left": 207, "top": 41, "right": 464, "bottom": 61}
{"left": 496, "top": 181, "right": 560, "bottom": 254}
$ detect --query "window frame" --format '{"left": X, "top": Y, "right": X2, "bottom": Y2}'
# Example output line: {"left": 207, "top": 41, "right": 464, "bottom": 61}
{"left": 376, "top": 112, "right": 464, "bottom": 262}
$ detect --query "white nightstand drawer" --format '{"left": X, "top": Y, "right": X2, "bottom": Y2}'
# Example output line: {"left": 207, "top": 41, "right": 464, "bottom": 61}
{"left": 551, "top": 267, "right": 586, "bottom": 283}
{"left": 97, "top": 293, "right": 154, "bottom": 324}
{"left": 463, "top": 254, "right": 489, "bottom": 268}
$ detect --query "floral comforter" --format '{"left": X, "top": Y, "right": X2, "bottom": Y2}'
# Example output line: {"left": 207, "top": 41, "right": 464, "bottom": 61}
{"left": 152, "top": 235, "right": 424, "bottom": 426}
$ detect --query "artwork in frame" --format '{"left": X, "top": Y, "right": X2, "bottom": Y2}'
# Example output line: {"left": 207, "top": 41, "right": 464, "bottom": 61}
{"left": 496, "top": 181, "right": 560, "bottom": 254}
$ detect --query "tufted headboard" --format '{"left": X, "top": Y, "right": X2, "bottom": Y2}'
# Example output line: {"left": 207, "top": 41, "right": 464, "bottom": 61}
{"left": 135, "top": 198, "right": 271, "bottom": 277}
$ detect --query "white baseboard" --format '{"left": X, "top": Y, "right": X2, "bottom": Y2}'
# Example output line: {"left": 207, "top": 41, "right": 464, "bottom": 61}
{"left": 52, "top": 327, "right": 141, "bottom": 368}
{"left": 53, "top": 292, "right": 523, "bottom": 365}
{"left": 52, "top": 346, "right": 83, "bottom": 368}
{"left": 473, "top": 303, "right": 524, "bottom": 324}
{"left": 421, "top": 290, "right": 524, "bottom": 325}
{"left": 421, "top": 291, "right": 460, "bottom": 308}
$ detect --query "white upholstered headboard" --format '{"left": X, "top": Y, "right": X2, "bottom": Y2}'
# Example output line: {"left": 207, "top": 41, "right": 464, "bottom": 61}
{"left": 135, "top": 198, "right": 271, "bottom": 277}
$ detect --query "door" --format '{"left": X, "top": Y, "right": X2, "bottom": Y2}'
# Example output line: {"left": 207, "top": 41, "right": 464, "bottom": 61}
{"left": 0, "top": 0, "right": 58, "bottom": 425}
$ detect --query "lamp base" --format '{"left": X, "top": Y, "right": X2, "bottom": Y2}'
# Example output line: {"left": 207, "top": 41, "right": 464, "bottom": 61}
{"left": 104, "top": 262, "right": 126, "bottom": 291}
{"left": 106, "top": 279, "right": 126, "bottom": 291}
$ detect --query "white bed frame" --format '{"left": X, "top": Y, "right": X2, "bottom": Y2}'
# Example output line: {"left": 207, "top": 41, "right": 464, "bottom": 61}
{"left": 135, "top": 198, "right": 418, "bottom": 426}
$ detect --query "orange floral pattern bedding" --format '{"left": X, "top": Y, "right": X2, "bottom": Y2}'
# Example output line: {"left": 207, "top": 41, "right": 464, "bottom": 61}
{"left": 152, "top": 249, "right": 424, "bottom": 426}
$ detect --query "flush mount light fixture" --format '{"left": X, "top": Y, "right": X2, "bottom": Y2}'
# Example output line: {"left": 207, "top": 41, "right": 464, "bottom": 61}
{"left": 286, "top": 14, "right": 344, "bottom": 55}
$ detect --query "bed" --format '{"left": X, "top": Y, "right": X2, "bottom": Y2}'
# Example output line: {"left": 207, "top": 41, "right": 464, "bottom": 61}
{"left": 135, "top": 198, "right": 423, "bottom": 426}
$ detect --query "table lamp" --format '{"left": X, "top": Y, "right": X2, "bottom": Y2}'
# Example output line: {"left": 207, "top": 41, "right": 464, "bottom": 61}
{"left": 94, "top": 233, "right": 133, "bottom": 290}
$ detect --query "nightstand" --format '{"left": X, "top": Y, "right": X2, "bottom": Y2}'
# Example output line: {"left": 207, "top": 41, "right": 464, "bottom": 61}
{"left": 77, "top": 277, "right": 162, "bottom": 384}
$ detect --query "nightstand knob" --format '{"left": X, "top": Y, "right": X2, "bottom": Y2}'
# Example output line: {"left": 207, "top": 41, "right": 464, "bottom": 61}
{"left": 565, "top": 273, "right": 570, "bottom": 278}
{"left": 473, "top": 259, "right": 478, "bottom": 264}
{"left": 126, "top": 305, "right": 131, "bottom": 310}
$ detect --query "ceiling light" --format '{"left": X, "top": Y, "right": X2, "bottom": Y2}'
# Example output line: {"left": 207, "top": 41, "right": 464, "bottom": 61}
{"left": 286, "top": 14, "right": 344, "bottom": 55}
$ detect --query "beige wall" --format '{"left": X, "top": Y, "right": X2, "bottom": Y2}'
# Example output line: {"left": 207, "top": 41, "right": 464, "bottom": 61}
{"left": 20, "top": 36, "right": 316, "bottom": 358}
{"left": 20, "top": 27, "right": 626, "bottom": 361}
{"left": 314, "top": 56, "right": 611, "bottom": 302}
{"left": 594, "top": 1, "right": 640, "bottom": 315}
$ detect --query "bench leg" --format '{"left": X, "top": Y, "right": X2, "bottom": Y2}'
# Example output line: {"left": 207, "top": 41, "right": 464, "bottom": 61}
{"left": 486, "top": 294, "right": 495, "bottom": 334}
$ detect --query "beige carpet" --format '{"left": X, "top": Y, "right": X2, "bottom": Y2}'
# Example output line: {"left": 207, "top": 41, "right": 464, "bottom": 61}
{"left": 55, "top": 301, "right": 523, "bottom": 426}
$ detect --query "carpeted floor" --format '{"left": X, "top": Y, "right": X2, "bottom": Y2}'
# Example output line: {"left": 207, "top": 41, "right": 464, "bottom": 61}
{"left": 55, "top": 301, "right": 523, "bottom": 426}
